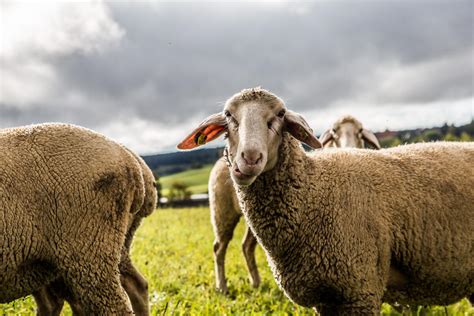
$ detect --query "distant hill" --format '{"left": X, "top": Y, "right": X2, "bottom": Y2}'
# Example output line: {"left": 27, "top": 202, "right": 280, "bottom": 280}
{"left": 142, "top": 147, "right": 223, "bottom": 177}
{"left": 160, "top": 164, "right": 213, "bottom": 196}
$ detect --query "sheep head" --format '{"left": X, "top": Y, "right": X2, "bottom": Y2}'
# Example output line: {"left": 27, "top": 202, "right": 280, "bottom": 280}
{"left": 320, "top": 115, "right": 381, "bottom": 149}
{"left": 178, "top": 87, "right": 321, "bottom": 186}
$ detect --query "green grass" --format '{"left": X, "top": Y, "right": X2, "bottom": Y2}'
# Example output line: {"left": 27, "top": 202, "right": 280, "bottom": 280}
{"left": 2, "top": 207, "right": 473, "bottom": 315}
{"left": 159, "top": 165, "right": 213, "bottom": 197}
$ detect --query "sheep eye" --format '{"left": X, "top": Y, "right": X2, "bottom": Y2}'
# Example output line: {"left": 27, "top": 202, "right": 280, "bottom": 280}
{"left": 225, "top": 110, "right": 239, "bottom": 127}
{"left": 267, "top": 120, "right": 279, "bottom": 135}
{"left": 277, "top": 109, "right": 286, "bottom": 118}
{"left": 227, "top": 115, "right": 238, "bottom": 128}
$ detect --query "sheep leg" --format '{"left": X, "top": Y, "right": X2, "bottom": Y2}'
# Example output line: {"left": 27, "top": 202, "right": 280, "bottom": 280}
{"left": 58, "top": 254, "right": 133, "bottom": 316}
{"left": 33, "top": 291, "right": 85, "bottom": 316}
{"left": 242, "top": 225, "right": 260, "bottom": 288}
{"left": 49, "top": 279, "right": 85, "bottom": 316}
{"left": 34, "top": 254, "right": 146, "bottom": 315}
{"left": 120, "top": 258, "right": 149, "bottom": 316}
{"left": 213, "top": 215, "right": 240, "bottom": 294}
{"left": 32, "top": 286, "right": 64, "bottom": 316}
{"left": 33, "top": 265, "right": 146, "bottom": 316}
{"left": 67, "top": 271, "right": 132, "bottom": 315}
{"left": 33, "top": 278, "right": 86, "bottom": 316}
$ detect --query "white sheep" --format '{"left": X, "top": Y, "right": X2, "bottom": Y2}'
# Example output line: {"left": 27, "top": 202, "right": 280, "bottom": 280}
{"left": 209, "top": 114, "right": 380, "bottom": 294}
{"left": 178, "top": 87, "right": 474, "bottom": 314}
{"left": 320, "top": 115, "right": 380, "bottom": 149}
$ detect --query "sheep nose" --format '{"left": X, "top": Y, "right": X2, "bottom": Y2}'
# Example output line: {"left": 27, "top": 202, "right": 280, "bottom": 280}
{"left": 241, "top": 150, "right": 263, "bottom": 166}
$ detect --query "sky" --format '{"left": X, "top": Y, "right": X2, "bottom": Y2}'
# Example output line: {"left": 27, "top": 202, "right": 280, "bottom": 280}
{"left": 1, "top": 0, "right": 473, "bottom": 154}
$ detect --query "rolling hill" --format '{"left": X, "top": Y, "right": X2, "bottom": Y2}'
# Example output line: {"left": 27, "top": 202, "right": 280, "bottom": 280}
{"left": 159, "top": 164, "right": 213, "bottom": 197}
{"left": 142, "top": 147, "right": 223, "bottom": 177}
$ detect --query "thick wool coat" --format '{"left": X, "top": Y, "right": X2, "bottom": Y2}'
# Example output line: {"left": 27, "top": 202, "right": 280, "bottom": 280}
{"left": 237, "top": 133, "right": 473, "bottom": 314}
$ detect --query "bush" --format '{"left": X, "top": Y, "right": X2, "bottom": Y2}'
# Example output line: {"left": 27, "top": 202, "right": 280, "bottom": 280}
{"left": 168, "top": 181, "right": 192, "bottom": 201}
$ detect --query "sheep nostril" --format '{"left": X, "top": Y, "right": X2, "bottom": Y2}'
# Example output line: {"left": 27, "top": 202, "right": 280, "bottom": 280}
{"left": 241, "top": 152, "right": 248, "bottom": 165}
{"left": 242, "top": 151, "right": 263, "bottom": 166}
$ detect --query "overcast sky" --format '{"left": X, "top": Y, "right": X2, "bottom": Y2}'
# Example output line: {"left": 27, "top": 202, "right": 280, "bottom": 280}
{"left": 1, "top": 0, "right": 473, "bottom": 154}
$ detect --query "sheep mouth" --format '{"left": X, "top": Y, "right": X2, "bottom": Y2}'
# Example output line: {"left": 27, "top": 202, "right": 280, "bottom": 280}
{"left": 232, "top": 166, "right": 259, "bottom": 186}
{"left": 233, "top": 167, "right": 254, "bottom": 180}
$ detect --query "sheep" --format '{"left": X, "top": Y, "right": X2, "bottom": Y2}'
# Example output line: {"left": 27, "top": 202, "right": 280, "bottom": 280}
{"left": 31, "top": 149, "right": 156, "bottom": 316}
{"left": 0, "top": 123, "right": 157, "bottom": 315}
{"left": 178, "top": 87, "right": 474, "bottom": 314}
{"left": 210, "top": 115, "right": 380, "bottom": 295}
{"left": 209, "top": 157, "right": 260, "bottom": 294}
{"left": 319, "top": 115, "right": 380, "bottom": 149}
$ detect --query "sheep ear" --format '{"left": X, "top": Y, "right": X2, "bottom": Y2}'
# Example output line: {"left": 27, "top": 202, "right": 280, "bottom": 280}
{"left": 319, "top": 129, "right": 335, "bottom": 146}
{"left": 177, "top": 113, "right": 227, "bottom": 150}
{"left": 284, "top": 110, "right": 322, "bottom": 149}
{"left": 361, "top": 129, "right": 381, "bottom": 149}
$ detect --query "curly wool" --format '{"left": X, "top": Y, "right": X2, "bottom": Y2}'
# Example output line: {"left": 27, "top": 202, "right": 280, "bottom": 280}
{"left": 237, "top": 132, "right": 474, "bottom": 313}
{"left": 230, "top": 87, "right": 284, "bottom": 106}
{"left": 0, "top": 123, "right": 153, "bottom": 315}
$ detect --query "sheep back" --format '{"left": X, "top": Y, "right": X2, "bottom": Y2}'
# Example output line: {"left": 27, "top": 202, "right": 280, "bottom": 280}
{"left": 0, "top": 123, "right": 145, "bottom": 302}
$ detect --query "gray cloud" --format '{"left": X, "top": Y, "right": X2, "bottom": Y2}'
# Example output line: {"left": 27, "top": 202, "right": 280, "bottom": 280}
{"left": 1, "top": 0, "right": 472, "bottom": 153}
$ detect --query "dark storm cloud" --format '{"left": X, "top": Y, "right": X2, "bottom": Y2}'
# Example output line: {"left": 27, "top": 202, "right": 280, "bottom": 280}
{"left": 1, "top": 0, "right": 472, "bottom": 152}
{"left": 37, "top": 1, "right": 472, "bottom": 124}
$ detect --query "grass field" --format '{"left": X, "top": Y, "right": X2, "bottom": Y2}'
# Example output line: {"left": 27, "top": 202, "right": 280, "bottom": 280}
{"left": 159, "top": 165, "right": 213, "bottom": 197}
{"left": 1, "top": 207, "right": 472, "bottom": 315}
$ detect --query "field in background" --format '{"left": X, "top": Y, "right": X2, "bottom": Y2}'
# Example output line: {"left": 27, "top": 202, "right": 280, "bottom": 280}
{"left": 160, "top": 164, "right": 213, "bottom": 197}
{"left": 2, "top": 207, "right": 472, "bottom": 315}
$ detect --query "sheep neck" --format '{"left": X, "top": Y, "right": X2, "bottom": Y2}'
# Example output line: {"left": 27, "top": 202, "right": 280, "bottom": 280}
{"left": 236, "top": 132, "right": 314, "bottom": 260}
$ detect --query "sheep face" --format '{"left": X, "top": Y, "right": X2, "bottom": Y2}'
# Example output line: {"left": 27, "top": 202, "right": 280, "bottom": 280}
{"left": 329, "top": 121, "right": 364, "bottom": 148}
{"left": 223, "top": 99, "right": 285, "bottom": 185}
{"left": 320, "top": 115, "right": 381, "bottom": 149}
{"left": 178, "top": 87, "right": 322, "bottom": 186}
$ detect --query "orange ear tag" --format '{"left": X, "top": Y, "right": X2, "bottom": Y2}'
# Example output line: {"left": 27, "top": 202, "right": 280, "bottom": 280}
{"left": 195, "top": 133, "right": 207, "bottom": 145}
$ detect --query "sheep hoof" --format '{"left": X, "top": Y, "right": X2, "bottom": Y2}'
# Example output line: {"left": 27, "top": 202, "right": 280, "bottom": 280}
{"left": 215, "top": 286, "right": 229, "bottom": 295}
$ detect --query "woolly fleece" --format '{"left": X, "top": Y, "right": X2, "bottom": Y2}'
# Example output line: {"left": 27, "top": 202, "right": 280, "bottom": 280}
{"left": 0, "top": 123, "right": 151, "bottom": 315}
{"left": 237, "top": 133, "right": 473, "bottom": 314}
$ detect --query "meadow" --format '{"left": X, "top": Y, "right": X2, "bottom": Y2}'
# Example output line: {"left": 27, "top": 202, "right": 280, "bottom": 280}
{"left": 2, "top": 207, "right": 472, "bottom": 315}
